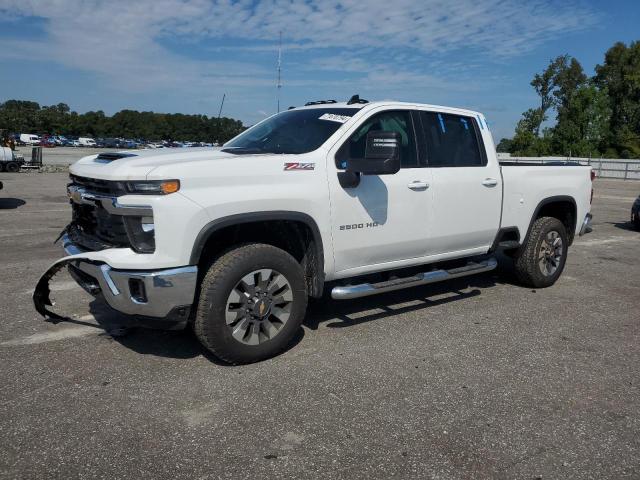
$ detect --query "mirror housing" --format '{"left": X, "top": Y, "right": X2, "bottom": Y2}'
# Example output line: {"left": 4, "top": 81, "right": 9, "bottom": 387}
{"left": 346, "top": 131, "right": 401, "bottom": 175}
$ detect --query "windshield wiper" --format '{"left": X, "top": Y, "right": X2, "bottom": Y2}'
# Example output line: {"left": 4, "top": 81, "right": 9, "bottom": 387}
{"left": 220, "top": 147, "right": 266, "bottom": 154}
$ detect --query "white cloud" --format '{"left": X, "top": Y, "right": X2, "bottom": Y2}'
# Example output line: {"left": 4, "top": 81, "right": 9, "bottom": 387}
{"left": 0, "top": 0, "right": 598, "bottom": 126}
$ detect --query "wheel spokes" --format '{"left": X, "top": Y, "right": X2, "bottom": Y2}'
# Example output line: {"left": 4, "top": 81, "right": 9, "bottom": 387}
{"left": 225, "top": 268, "right": 293, "bottom": 345}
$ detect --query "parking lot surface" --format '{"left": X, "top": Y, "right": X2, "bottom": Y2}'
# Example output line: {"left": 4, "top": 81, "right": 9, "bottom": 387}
{"left": 14, "top": 147, "right": 119, "bottom": 166}
{"left": 1, "top": 173, "right": 639, "bottom": 479}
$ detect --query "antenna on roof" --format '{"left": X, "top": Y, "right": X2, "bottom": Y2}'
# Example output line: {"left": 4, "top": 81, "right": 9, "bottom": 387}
{"left": 276, "top": 31, "right": 282, "bottom": 113}
{"left": 347, "top": 94, "right": 369, "bottom": 105}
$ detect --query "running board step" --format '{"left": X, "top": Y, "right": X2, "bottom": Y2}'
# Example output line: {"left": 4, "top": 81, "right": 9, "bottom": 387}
{"left": 331, "top": 257, "right": 498, "bottom": 300}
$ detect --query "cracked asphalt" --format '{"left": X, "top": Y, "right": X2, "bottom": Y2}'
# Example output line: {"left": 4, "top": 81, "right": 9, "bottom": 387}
{"left": 1, "top": 172, "right": 639, "bottom": 479}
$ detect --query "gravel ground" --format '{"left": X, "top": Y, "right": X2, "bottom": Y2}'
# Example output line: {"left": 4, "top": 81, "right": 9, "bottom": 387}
{"left": 0, "top": 173, "right": 639, "bottom": 479}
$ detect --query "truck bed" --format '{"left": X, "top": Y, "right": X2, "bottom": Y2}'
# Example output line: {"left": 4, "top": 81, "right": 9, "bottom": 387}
{"left": 499, "top": 163, "right": 592, "bottom": 240}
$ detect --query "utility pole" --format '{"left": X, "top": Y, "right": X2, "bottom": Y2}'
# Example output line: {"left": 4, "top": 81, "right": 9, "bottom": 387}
{"left": 215, "top": 93, "right": 226, "bottom": 145}
{"left": 276, "top": 31, "right": 282, "bottom": 113}
{"left": 217, "top": 93, "right": 226, "bottom": 120}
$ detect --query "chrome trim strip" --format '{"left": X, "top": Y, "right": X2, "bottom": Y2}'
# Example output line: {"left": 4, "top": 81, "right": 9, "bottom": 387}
{"left": 62, "top": 235, "right": 87, "bottom": 256}
{"left": 67, "top": 185, "right": 152, "bottom": 216}
{"left": 100, "top": 264, "right": 120, "bottom": 296}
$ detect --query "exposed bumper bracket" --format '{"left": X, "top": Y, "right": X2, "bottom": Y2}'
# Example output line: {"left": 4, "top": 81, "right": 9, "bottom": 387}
{"left": 579, "top": 213, "right": 593, "bottom": 236}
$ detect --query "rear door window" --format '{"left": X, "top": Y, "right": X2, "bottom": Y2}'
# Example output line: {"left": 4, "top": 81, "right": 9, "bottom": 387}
{"left": 419, "top": 111, "right": 486, "bottom": 167}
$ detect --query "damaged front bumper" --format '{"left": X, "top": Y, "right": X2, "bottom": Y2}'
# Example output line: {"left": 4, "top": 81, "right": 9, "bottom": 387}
{"left": 33, "top": 234, "right": 198, "bottom": 325}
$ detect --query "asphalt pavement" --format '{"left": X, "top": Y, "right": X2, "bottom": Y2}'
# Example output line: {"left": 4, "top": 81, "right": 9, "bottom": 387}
{"left": 1, "top": 173, "right": 639, "bottom": 479}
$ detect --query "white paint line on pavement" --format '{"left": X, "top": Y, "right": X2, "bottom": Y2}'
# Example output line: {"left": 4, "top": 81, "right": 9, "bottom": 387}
{"left": 0, "top": 209, "right": 69, "bottom": 214}
{"left": 576, "top": 235, "right": 632, "bottom": 246}
{"left": 594, "top": 194, "right": 638, "bottom": 202}
{"left": 23, "top": 280, "right": 78, "bottom": 296}
{"left": 1, "top": 316, "right": 100, "bottom": 346}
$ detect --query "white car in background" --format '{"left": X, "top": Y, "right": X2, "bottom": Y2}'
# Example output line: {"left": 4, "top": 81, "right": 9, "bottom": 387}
{"left": 78, "top": 137, "right": 97, "bottom": 147}
{"left": 19, "top": 133, "right": 40, "bottom": 145}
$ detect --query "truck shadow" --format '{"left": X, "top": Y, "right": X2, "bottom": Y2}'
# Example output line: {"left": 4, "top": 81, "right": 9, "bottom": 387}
{"left": 83, "top": 264, "right": 517, "bottom": 365}
{"left": 304, "top": 272, "right": 501, "bottom": 331}
{"left": 86, "top": 299, "right": 304, "bottom": 366}
{"left": 0, "top": 198, "right": 26, "bottom": 209}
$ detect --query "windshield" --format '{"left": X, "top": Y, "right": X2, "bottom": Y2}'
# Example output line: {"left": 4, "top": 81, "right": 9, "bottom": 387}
{"left": 224, "top": 108, "right": 359, "bottom": 154}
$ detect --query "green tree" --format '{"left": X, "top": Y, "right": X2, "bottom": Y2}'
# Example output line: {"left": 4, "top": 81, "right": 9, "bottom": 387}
{"left": 511, "top": 108, "right": 552, "bottom": 156}
{"left": 0, "top": 100, "right": 246, "bottom": 142}
{"left": 552, "top": 84, "right": 610, "bottom": 156}
{"left": 0, "top": 100, "right": 41, "bottom": 133}
{"left": 530, "top": 56, "right": 565, "bottom": 136}
{"left": 496, "top": 138, "right": 513, "bottom": 153}
{"left": 595, "top": 41, "right": 640, "bottom": 158}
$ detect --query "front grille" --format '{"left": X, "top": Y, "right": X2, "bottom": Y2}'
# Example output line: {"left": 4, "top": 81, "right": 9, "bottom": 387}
{"left": 68, "top": 175, "right": 131, "bottom": 251}
{"left": 70, "top": 203, "right": 131, "bottom": 251}
{"left": 69, "top": 174, "right": 126, "bottom": 196}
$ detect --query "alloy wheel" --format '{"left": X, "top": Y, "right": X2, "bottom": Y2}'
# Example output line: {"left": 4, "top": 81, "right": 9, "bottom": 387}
{"left": 224, "top": 269, "right": 293, "bottom": 345}
{"left": 538, "top": 230, "right": 563, "bottom": 277}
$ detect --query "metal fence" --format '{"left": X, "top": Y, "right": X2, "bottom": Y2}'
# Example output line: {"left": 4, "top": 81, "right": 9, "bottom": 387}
{"left": 500, "top": 156, "right": 640, "bottom": 180}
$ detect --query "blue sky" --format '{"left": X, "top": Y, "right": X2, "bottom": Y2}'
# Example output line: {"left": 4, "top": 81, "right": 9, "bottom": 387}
{"left": 0, "top": 0, "right": 638, "bottom": 140}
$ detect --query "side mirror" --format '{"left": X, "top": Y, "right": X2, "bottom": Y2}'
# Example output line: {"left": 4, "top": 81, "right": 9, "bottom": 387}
{"left": 346, "top": 131, "right": 401, "bottom": 175}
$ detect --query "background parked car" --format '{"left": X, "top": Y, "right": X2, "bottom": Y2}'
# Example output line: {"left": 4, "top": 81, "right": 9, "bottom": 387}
{"left": 19, "top": 133, "right": 40, "bottom": 145}
{"left": 40, "top": 135, "right": 56, "bottom": 148}
{"left": 78, "top": 137, "right": 97, "bottom": 147}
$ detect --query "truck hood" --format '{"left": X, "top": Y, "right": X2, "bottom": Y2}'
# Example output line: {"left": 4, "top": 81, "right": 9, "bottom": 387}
{"left": 70, "top": 147, "right": 240, "bottom": 180}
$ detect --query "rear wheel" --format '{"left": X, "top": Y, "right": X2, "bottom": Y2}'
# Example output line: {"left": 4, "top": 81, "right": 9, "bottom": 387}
{"left": 5, "top": 162, "right": 19, "bottom": 173}
{"left": 513, "top": 216, "right": 568, "bottom": 288}
{"left": 194, "top": 243, "right": 308, "bottom": 364}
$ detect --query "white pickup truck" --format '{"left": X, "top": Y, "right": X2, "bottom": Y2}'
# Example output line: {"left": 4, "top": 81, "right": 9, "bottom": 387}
{"left": 34, "top": 97, "right": 594, "bottom": 364}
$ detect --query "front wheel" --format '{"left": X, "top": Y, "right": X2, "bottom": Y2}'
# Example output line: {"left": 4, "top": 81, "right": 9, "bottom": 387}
{"left": 194, "top": 243, "right": 308, "bottom": 364}
{"left": 513, "top": 216, "right": 568, "bottom": 288}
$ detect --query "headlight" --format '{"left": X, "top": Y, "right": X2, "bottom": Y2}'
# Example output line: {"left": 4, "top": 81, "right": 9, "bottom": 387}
{"left": 126, "top": 180, "right": 180, "bottom": 195}
{"left": 123, "top": 216, "right": 155, "bottom": 253}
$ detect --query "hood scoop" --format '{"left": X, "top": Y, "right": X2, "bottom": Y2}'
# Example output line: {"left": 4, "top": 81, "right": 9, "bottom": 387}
{"left": 95, "top": 152, "right": 139, "bottom": 163}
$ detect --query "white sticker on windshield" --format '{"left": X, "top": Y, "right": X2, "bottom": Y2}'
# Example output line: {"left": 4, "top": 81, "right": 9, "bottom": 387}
{"left": 319, "top": 113, "right": 351, "bottom": 123}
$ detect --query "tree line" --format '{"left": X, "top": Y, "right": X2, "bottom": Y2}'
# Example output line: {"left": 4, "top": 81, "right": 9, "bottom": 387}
{"left": 0, "top": 100, "right": 246, "bottom": 143}
{"left": 497, "top": 40, "right": 639, "bottom": 159}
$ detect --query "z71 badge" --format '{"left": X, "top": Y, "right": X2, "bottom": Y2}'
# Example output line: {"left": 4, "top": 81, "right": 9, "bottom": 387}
{"left": 284, "top": 162, "right": 315, "bottom": 171}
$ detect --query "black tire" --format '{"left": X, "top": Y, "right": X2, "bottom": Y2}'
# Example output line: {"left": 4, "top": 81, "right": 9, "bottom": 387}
{"left": 513, "top": 216, "right": 568, "bottom": 288}
{"left": 632, "top": 210, "right": 640, "bottom": 231}
{"left": 194, "top": 243, "right": 308, "bottom": 364}
{"left": 5, "top": 162, "right": 19, "bottom": 173}
{"left": 0, "top": 163, "right": 4, "bottom": 172}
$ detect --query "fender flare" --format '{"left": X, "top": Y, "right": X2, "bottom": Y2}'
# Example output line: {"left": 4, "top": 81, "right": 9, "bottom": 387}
{"left": 189, "top": 211, "right": 325, "bottom": 294}
{"left": 522, "top": 195, "right": 577, "bottom": 247}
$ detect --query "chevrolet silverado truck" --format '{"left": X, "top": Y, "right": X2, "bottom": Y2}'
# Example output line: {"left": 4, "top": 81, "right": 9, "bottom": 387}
{"left": 33, "top": 97, "right": 594, "bottom": 364}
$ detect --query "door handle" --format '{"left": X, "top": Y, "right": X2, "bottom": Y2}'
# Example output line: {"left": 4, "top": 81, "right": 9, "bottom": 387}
{"left": 482, "top": 178, "right": 498, "bottom": 187}
{"left": 408, "top": 181, "right": 429, "bottom": 190}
